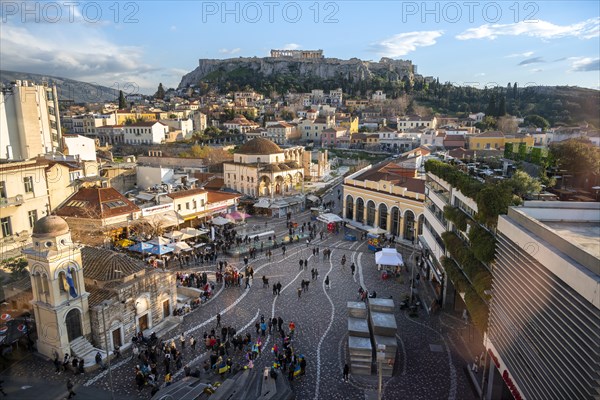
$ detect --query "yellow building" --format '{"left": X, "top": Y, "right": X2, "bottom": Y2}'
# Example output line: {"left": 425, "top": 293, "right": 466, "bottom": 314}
{"left": 114, "top": 111, "right": 158, "bottom": 125}
{"left": 343, "top": 157, "right": 425, "bottom": 241}
{"left": 338, "top": 116, "right": 359, "bottom": 134}
{"left": 468, "top": 131, "right": 534, "bottom": 150}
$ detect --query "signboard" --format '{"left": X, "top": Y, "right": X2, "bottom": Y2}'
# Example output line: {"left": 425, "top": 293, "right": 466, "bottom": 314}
{"left": 141, "top": 203, "right": 174, "bottom": 217}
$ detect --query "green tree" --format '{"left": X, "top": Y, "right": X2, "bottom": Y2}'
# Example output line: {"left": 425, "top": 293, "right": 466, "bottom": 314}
{"left": 155, "top": 83, "right": 166, "bottom": 99}
{"left": 550, "top": 138, "right": 600, "bottom": 176}
{"left": 498, "top": 96, "right": 506, "bottom": 116}
{"left": 507, "top": 170, "right": 542, "bottom": 200}
{"left": 118, "top": 90, "right": 127, "bottom": 109}
{"left": 485, "top": 95, "right": 497, "bottom": 117}
{"left": 524, "top": 115, "right": 550, "bottom": 130}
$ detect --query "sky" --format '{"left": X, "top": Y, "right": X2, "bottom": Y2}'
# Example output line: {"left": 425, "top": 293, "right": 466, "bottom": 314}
{"left": 1, "top": 1, "right": 599, "bottom": 94}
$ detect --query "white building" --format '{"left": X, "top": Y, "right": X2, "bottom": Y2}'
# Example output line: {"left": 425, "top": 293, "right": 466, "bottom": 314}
{"left": 468, "top": 112, "right": 485, "bottom": 122}
{"left": 486, "top": 202, "right": 600, "bottom": 400}
{"left": 160, "top": 118, "right": 194, "bottom": 140}
{"left": 397, "top": 115, "right": 437, "bottom": 132}
{"left": 62, "top": 135, "right": 97, "bottom": 162}
{"left": 223, "top": 138, "right": 304, "bottom": 197}
{"left": 123, "top": 121, "right": 169, "bottom": 145}
{"left": 266, "top": 122, "right": 297, "bottom": 144}
{"left": 0, "top": 80, "right": 62, "bottom": 161}
{"left": 372, "top": 90, "right": 387, "bottom": 101}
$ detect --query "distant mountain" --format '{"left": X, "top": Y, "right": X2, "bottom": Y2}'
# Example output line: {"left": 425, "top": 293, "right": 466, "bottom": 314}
{"left": 0, "top": 70, "right": 120, "bottom": 103}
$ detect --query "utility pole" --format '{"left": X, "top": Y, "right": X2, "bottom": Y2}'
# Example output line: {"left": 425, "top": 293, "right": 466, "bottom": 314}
{"left": 101, "top": 301, "right": 116, "bottom": 400}
{"left": 377, "top": 344, "right": 386, "bottom": 400}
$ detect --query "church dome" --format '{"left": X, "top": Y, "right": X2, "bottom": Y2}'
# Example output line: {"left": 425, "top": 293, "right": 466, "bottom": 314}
{"left": 237, "top": 138, "right": 283, "bottom": 155}
{"left": 33, "top": 215, "right": 70, "bottom": 237}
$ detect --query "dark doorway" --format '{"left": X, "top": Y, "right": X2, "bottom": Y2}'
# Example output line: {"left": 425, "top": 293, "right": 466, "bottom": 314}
{"left": 65, "top": 308, "right": 82, "bottom": 342}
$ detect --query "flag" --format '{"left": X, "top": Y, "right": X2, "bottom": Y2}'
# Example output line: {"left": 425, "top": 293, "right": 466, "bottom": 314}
{"left": 66, "top": 268, "right": 78, "bottom": 298}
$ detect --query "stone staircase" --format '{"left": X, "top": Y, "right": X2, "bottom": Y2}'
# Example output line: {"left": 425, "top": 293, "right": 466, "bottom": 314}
{"left": 70, "top": 336, "right": 106, "bottom": 370}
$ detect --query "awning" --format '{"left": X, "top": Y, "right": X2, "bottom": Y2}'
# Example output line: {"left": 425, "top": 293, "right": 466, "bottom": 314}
{"left": 254, "top": 199, "right": 271, "bottom": 209}
{"left": 368, "top": 227, "right": 388, "bottom": 235}
{"left": 148, "top": 236, "right": 171, "bottom": 246}
{"left": 317, "top": 213, "right": 343, "bottom": 223}
{"left": 211, "top": 216, "right": 231, "bottom": 226}
{"left": 306, "top": 195, "right": 320, "bottom": 203}
{"left": 136, "top": 192, "right": 155, "bottom": 201}
{"left": 128, "top": 242, "right": 153, "bottom": 253}
{"left": 148, "top": 244, "right": 174, "bottom": 255}
{"left": 143, "top": 211, "right": 184, "bottom": 227}
{"left": 180, "top": 227, "right": 207, "bottom": 237}
{"left": 164, "top": 230, "right": 185, "bottom": 240}
{"left": 375, "top": 248, "right": 404, "bottom": 266}
{"left": 169, "top": 241, "right": 192, "bottom": 253}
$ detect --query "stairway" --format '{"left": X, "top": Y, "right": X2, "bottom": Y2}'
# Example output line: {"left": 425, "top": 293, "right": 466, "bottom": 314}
{"left": 70, "top": 336, "right": 106, "bottom": 369}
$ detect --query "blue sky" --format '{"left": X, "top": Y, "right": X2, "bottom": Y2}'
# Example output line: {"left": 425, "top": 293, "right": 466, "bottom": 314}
{"left": 1, "top": 1, "right": 598, "bottom": 94}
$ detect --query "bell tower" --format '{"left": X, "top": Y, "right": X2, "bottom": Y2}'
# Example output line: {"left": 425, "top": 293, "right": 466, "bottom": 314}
{"left": 23, "top": 216, "right": 90, "bottom": 360}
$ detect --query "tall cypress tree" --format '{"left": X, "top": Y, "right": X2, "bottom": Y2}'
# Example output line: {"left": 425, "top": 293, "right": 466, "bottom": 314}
{"left": 118, "top": 90, "right": 127, "bottom": 109}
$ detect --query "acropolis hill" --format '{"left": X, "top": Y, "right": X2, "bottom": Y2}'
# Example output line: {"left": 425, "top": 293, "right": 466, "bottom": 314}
{"left": 177, "top": 51, "right": 418, "bottom": 89}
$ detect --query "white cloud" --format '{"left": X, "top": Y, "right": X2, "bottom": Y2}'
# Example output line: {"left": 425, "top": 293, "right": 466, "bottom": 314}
{"left": 218, "top": 48, "right": 241, "bottom": 55}
{"left": 530, "top": 68, "right": 544, "bottom": 73}
{"left": 506, "top": 51, "right": 534, "bottom": 58}
{"left": 456, "top": 17, "right": 599, "bottom": 40}
{"left": 568, "top": 57, "right": 600, "bottom": 72}
{"left": 282, "top": 43, "right": 301, "bottom": 50}
{"left": 0, "top": 24, "right": 168, "bottom": 93}
{"left": 370, "top": 31, "right": 443, "bottom": 58}
{"left": 475, "top": 73, "right": 486, "bottom": 77}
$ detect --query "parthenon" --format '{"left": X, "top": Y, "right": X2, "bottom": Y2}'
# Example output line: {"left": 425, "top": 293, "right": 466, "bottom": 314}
{"left": 270, "top": 49, "right": 324, "bottom": 59}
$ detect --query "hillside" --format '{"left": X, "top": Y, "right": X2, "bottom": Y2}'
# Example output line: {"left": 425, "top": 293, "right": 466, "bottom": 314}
{"left": 0, "top": 70, "right": 121, "bottom": 103}
{"left": 177, "top": 56, "right": 598, "bottom": 126}
{"left": 178, "top": 56, "right": 416, "bottom": 96}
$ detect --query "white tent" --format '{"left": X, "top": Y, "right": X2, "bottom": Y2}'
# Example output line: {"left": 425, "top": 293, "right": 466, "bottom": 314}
{"left": 148, "top": 236, "right": 171, "bottom": 246}
{"left": 212, "top": 216, "right": 231, "bottom": 226}
{"left": 368, "top": 227, "right": 387, "bottom": 235}
{"left": 317, "top": 213, "right": 343, "bottom": 223}
{"left": 375, "top": 248, "right": 403, "bottom": 270}
{"left": 170, "top": 241, "right": 192, "bottom": 253}
{"left": 164, "top": 230, "right": 185, "bottom": 240}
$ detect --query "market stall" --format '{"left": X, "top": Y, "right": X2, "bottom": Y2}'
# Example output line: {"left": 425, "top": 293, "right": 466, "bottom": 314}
{"left": 375, "top": 248, "right": 404, "bottom": 276}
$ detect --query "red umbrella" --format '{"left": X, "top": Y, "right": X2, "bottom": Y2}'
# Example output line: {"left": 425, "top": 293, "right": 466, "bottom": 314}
{"left": 0, "top": 314, "right": 11, "bottom": 321}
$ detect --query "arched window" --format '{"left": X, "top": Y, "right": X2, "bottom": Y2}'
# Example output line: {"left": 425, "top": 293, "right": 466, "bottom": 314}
{"left": 391, "top": 207, "right": 401, "bottom": 237}
{"left": 379, "top": 203, "right": 388, "bottom": 230}
{"left": 356, "top": 198, "right": 365, "bottom": 223}
{"left": 366, "top": 201, "right": 376, "bottom": 226}
{"left": 59, "top": 271, "right": 67, "bottom": 293}
{"left": 345, "top": 195, "right": 354, "bottom": 220}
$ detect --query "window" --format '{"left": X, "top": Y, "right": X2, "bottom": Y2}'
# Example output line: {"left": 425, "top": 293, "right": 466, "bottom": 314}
{"left": 28, "top": 210, "right": 38, "bottom": 228}
{"left": 193, "top": 200, "right": 197, "bottom": 209}
{"left": 0, "top": 181, "right": 6, "bottom": 199}
{"left": 201, "top": 199, "right": 205, "bottom": 207}
{"left": 177, "top": 204, "right": 181, "bottom": 211}
{"left": 24, "top": 176, "right": 34, "bottom": 193}
{"left": 1, "top": 217, "right": 12, "bottom": 237}
{"left": 186, "top": 202, "right": 190, "bottom": 210}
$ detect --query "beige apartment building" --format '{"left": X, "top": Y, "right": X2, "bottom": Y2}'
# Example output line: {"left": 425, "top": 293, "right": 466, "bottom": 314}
{"left": 0, "top": 80, "right": 62, "bottom": 161}
{"left": 0, "top": 159, "right": 51, "bottom": 258}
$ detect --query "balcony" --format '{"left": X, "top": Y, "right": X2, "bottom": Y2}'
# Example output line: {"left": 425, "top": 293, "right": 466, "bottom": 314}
{"left": 0, "top": 195, "right": 24, "bottom": 208}
{"left": 425, "top": 183, "right": 450, "bottom": 206}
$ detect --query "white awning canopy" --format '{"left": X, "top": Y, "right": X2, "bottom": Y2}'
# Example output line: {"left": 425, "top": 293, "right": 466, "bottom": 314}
{"left": 375, "top": 248, "right": 403, "bottom": 267}
{"left": 317, "top": 213, "right": 343, "bottom": 223}
{"left": 211, "top": 216, "right": 231, "bottom": 226}
{"left": 143, "top": 211, "right": 184, "bottom": 228}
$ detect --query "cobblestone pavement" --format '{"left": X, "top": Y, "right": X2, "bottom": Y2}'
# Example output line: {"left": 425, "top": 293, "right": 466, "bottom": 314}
{"left": 1, "top": 207, "right": 479, "bottom": 400}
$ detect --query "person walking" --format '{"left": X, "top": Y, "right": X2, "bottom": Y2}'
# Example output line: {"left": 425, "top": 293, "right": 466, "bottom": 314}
{"left": 216, "top": 313, "right": 221, "bottom": 328}
{"left": 343, "top": 363, "right": 349, "bottom": 382}
{"left": 351, "top": 263, "right": 356, "bottom": 276}
{"left": 297, "top": 287, "right": 302, "bottom": 299}
{"left": 325, "top": 275, "right": 330, "bottom": 289}
{"left": 66, "top": 379, "right": 76, "bottom": 399}
{"left": 180, "top": 332, "right": 186, "bottom": 349}
{"left": 190, "top": 336, "right": 196, "bottom": 351}
{"left": 299, "top": 259, "right": 304, "bottom": 271}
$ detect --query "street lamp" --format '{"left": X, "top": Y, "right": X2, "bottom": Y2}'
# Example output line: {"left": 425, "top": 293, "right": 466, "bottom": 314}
{"left": 101, "top": 301, "right": 115, "bottom": 400}
{"left": 377, "top": 344, "right": 386, "bottom": 400}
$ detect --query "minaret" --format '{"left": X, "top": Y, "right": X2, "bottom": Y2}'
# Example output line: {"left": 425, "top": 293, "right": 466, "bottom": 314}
{"left": 23, "top": 216, "right": 90, "bottom": 359}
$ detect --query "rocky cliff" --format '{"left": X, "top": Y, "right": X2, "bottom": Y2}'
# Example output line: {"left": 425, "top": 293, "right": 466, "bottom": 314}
{"left": 178, "top": 56, "right": 417, "bottom": 89}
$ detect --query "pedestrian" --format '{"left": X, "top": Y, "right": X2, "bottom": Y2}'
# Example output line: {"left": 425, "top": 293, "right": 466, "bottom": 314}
{"left": 276, "top": 282, "right": 282, "bottom": 295}
{"left": 297, "top": 287, "right": 302, "bottom": 299}
{"left": 325, "top": 275, "right": 330, "bottom": 289}
{"left": 304, "top": 259, "right": 308, "bottom": 270}
{"left": 67, "top": 379, "right": 76, "bottom": 399}
{"left": 72, "top": 356, "right": 79, "bottom": 375}
{"left": 299, "top": 259, "right": 304, "bottom": 270}
{"left": 245, "top": 276, "right": 251, "bottom": 289}
{"left": 343, "top": 363, "right": 349, "bottom": 382}
{"left": 54, "top": 352, "right": 62, "bottom": 374}
{"left": 268, "top": 318, "right": 273, "bottom": 334}
{"left": 78, "top": 359, "right": 84, "bottom": 375}
{"left": 95, "top": 351, "right": 105, "bottom": 370}
{"left": 216, "top": 313, "right": 221, "bottom": 328}
{"left": 190, "top": 336, "right": 196, "bottom": 351}
{"left": 180, "top": 332, "right": 186, "bottom": 349}
{"left": 351, "top": 263, "right": 356, "bottom": 275}
{"left": 165, "top": 372, "right": 172, "bottom": 386}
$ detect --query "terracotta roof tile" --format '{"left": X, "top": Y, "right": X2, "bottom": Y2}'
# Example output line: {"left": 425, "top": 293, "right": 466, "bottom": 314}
{"left": 55, "top": 187, "right": 139, "bottom": 219}
{"left": 166, "top": 188, "right": 207, "bottom": 200}
{"left": 82, "top": 246, "right": 146, "bottom": 282}
{"left": 206, "top": 190, "right": 241, "bottom": 203}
